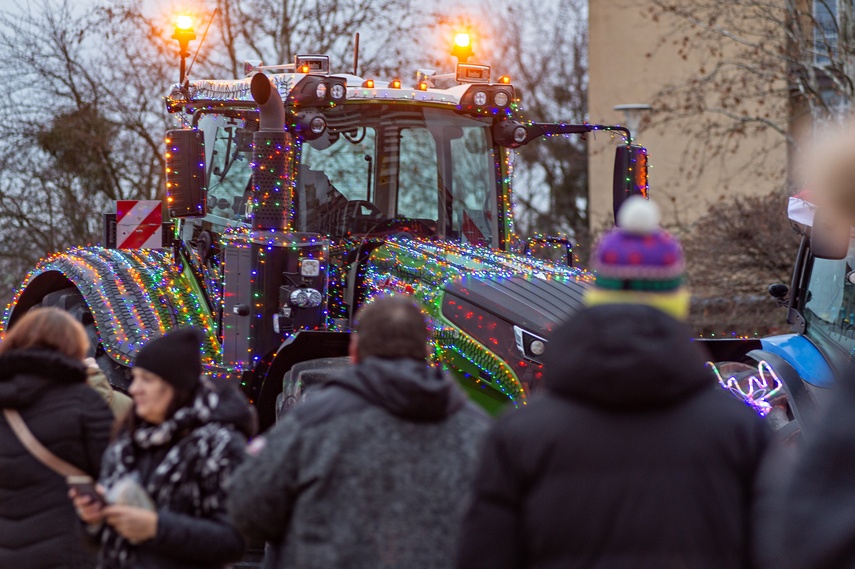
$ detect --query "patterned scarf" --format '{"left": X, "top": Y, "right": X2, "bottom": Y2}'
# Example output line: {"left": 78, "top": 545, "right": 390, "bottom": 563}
{"left": 97, "top": 386, "right": 234, "bottom": 568}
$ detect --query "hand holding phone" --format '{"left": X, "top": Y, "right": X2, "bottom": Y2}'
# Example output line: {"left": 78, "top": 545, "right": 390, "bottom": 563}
{"left": 68, "top": 475, "right": 107, "bottom": 509}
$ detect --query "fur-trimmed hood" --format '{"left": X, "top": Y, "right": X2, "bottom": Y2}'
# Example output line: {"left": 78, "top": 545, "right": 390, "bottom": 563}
{"left": 0, "top": 349, "right": 87, "bottom": 409}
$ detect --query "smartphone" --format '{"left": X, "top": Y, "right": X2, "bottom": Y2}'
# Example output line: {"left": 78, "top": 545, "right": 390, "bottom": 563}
{"left": 67, "top": 475, "right": 107, "bottom": 508}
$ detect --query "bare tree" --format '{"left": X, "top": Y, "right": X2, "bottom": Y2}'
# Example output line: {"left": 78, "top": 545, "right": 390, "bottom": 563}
{"left": 192, "top": 0, "right": 430, "bottom": 79}
{"left": 642, "top": 0, "right": 855, "bottom": 190}
{"left": 682, "top": 190, "right": 800, "bottom": 336}
{"left": 0, "top": 0, "right": 174, "bottom": 300}
{"left": 479, "top": 0, "right": 590, "bottom": 243}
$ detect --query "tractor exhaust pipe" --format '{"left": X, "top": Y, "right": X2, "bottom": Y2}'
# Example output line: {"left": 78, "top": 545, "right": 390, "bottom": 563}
{"left": 249, "top": 73, "right": 291, "bottom": 231}
{"left": 251, "top": 73, "right": 286, "bottom": 131}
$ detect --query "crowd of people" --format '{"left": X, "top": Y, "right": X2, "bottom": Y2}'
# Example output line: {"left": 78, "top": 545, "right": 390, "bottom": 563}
{"left": 0, "top": 196, "right": 853, "bottom": 568}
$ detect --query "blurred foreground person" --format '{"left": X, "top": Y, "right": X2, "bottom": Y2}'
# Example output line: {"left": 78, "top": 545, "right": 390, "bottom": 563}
{"left": 73, "top": 327, "right": 254, "bottom": 569}
{"left": 779, "top": 363, "right": 855, "bottom": 569}
{"left": 0, "top": 307, "right": 113, "bottom": 568}
{"left": 457, "top": 197, "right": 772, "bottom": 569}
{"left": 229, "top": 295, "right": 490, "bottom": 569}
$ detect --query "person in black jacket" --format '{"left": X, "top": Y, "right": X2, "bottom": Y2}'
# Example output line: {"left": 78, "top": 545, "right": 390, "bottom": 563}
{"left": 777, "top": 360, "right": 855, "bottom": 569}
{"left": 457, "top": 197, "right": 772, "bottom": 569}
{"left": 0, "top": 307, "right": 114, "bottom": 569}
{"left": 228, "top": 295, "right": 491, "bottom": 569}
{"left": 73, "top": 327, "right": 255, "bottom": 569}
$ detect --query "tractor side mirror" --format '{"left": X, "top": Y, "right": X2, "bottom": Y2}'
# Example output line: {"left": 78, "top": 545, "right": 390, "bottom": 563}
{"left": 613, "top": 144, "right": 648, "bottom": 223}
{"left": 811, "top": 206, "right": 850, "bottom": 260}
{"left": 165, "top": 129, "right": 207, "bottom": 218}
{"left": 524, "top": 236, "right": 573, "bottom": 267}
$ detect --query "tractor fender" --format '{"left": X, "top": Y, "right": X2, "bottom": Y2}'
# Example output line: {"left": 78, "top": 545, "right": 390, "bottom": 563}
{"left": 744, "top": 348, "right": 820, "bottom": 434}
{"left": 759, "top": 334, "right": 835, "bottom": 388}
{"left": 250, "top": 330, "right": 351, "bottom": 431}
{"left": 2, "top": 247, "right": 220, "bottom": 367}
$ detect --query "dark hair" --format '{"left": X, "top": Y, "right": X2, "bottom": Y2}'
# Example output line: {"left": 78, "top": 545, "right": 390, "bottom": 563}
{"left": 0, "top": 307, "right": 89, "bottom": 360}
{"left": 354, "top": 296, "right": 429, "bottom": 361}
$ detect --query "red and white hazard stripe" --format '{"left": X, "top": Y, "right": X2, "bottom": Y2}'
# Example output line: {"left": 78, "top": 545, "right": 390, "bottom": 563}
{"left": 116, "top": 200, "right": 163, "bottom": 249}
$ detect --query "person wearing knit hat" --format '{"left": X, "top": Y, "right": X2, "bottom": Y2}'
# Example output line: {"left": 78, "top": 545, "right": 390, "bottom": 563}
{"left": 72, "top": 326, "right": 255, "bottom": 569}
{"left": 134, "top": 327, "right": 205, "bottom": 392}
{"left": 457, "top": 196, "right": 772, "bottom": 569}
{"left": 585, "top": 195, "right": 691, "bottom": 320}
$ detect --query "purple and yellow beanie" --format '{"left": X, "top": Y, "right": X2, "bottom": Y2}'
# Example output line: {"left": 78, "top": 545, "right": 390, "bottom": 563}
{"left": 585, "top": 196, "right": 690, "bottom": 320}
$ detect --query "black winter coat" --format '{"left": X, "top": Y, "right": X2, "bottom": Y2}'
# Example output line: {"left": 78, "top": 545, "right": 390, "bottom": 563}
{"left": 779, "top": 361, "right": 855, "bottom": 569}
{"left": 457, "top": 304, "right": 772, "bottom": 569}
{"left": 0, "top": 349, "right": 114, "bottom": 569}
{"left": 97, "top": 380, "right": 255, "bottom": 569}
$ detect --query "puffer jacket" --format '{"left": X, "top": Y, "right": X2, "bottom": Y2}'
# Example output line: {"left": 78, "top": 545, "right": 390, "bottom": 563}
{"left": 0, "top": 349, "right": 114, "bottom": 569}
{"left": 96, "top": 379, "right": 255, "bottom": 569}
{"left": 457, "top": 304, "right": 772, "bottom": 569}
{"left": 228, "top": 357, "right": 491, "bottom": 569}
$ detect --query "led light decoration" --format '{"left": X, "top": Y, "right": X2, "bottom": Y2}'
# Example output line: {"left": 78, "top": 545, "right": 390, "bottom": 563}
{"left": 0, "top": 247, "right": 221, "bottom": 368}
{"left": 357, "top": 237, "right": 592, "bottom": 404}
{"left": 708, "top": 360, "right": 784, "bottom": 417}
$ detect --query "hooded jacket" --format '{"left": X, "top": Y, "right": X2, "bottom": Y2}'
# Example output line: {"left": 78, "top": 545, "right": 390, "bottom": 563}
{"left": 228, "top": 357, "right": 491, "bottom": 569}
{"left": 457, "top": 304, "right": 771, "bottom": 569}
{"left": 0, "top": 349, "right": 114, "bottom": 569}
{"left": 96, "top": 379, "right": 255, "bottom": 569}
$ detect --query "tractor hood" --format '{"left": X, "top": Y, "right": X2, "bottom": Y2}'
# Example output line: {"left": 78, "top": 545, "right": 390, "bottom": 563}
{"left": 364, "top": 238, "right": 594, "bottom": 404}
{"left": 443, "top": 273, "right": 587, "bottom": 339}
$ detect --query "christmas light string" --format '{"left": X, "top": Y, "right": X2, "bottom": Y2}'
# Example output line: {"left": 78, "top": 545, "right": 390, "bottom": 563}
{"left": 707, "top": 360, "right": 784, "bottom": 417}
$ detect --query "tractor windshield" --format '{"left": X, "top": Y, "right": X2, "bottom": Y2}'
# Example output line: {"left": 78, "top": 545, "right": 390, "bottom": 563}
{"left": 195, "top": 105, "right": 501, "bottom": 247}
{"left": 297, "top": 104, "right": 500, "bottom": 246}
{"left": 804, "top": 239, "right": 855, "bottom": 354}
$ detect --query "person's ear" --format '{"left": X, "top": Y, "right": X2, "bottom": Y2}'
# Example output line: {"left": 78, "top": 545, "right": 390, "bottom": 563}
{"left": 349, "top": 333, "right": 359, "bottom": 364}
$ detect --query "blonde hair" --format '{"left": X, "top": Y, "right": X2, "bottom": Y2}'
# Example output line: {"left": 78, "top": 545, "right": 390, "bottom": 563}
{"left": 0, "top": 307, "right": 89, "bottom": 360}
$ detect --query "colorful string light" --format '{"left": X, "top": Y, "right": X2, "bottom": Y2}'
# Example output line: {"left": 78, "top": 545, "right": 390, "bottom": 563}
{"left": 708, "top": 360, "right": 784, "bottom": 417}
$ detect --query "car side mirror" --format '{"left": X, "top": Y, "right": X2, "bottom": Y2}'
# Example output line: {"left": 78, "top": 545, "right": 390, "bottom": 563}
{"left": 165, "top": 129, "right": 207, "bottom": 218}
{"left": 524, "top": 236, "right": 573, "bottom": 267}
{"left": 613, "top": 144, "right": 648, "bottom": 223}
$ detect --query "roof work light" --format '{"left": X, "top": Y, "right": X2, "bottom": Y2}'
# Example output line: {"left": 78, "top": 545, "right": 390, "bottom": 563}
{"left": 172, "top": 16, "right": 196, "bottom": 85}
{"left": 451, "top": 32, "right": 474, "bottom": 63}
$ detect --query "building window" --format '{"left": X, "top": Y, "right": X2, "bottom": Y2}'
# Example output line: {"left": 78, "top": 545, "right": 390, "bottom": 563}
{"left": 814, "top": 0, "right": 839, "bottom": 66}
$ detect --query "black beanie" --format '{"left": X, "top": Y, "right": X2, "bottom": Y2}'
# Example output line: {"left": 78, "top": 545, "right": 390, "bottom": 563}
{"left": 134, "top": 327, "right": 204, "bottom": 391}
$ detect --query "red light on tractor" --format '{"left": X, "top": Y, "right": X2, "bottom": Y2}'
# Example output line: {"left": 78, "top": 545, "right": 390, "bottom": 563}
{"left": 418, "top": 81, "right": 429, "bottom": 91}
{"left": 389, "top": 78, "right": 402, "bottom": 89}
{"left": 362, "top": 79, "right": 375, "bottom": 88}
{"left": 499, "top": 75, "right": 511, "bottom": 84}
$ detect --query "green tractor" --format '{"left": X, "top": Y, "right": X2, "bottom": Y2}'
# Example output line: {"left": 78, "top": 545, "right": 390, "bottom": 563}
{"left": 1, "top": 49, "right": 647, "bottom": 431}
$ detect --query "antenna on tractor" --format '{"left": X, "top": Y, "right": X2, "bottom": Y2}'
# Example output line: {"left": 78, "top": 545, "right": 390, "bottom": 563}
{"left": 353, "top": 32, "right": 360, "bottom": 76}
{"left": 183, "top": 8, "right": 219, "bottom": 87}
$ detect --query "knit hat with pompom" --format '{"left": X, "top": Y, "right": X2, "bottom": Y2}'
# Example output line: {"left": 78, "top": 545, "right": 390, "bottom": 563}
{"left": 584, "top": 196, "right": 690, "bottom": 320}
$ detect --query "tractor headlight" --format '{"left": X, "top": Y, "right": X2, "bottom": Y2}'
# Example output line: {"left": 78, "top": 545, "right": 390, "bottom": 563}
{"left": 493, "top": 91, "right": 510, "bottom": 107}
{"left": 514, "top": 325, "right": 547, "bottom": 363}
{"left": 473, "top": 91, "right": 487, "bottom": 106}
{"left": 315, "top": 82, "right": 327, "bottom": 99}
{"left": 289, "top": 288, "right": 323, "bottom": 308}
{"left": 300, "top": 259, "right": 320, "bottom": 277}
{"left": 330, "top": 83, "right": 345, "bottom": 100}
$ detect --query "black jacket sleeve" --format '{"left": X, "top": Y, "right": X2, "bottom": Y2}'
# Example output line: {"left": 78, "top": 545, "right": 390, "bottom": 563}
{"left": 227, "top": 413, "right": 302, "bottom": 543}
{"left": 457, "top": 421, "right": 526, "bottom": 569}
{"left": 148, "top": 508, "right": 245, "bottom": 563}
